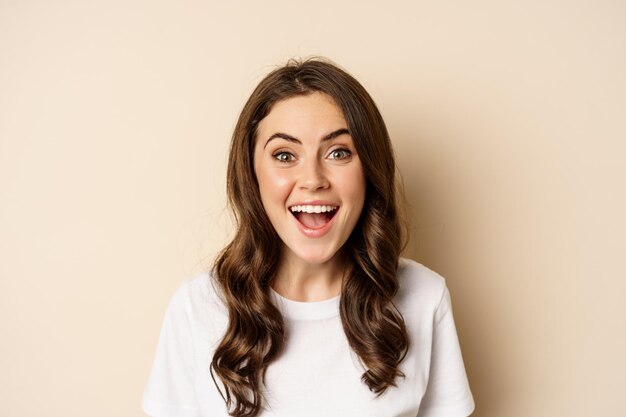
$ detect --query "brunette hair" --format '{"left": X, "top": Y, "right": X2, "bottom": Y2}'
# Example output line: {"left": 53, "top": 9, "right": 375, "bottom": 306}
{"left": 210, "top": 57, "right": 410, "bottom": 417}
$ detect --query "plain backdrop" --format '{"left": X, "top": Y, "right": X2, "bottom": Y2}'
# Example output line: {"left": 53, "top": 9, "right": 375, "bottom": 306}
{"left": 1, "top": 1, "right": 625, "bottom": 416}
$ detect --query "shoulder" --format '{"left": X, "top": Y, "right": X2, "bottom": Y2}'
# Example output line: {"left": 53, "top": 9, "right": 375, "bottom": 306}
{"left": 165, "top": 269, "right": 228, "bottom": 334}
{"left": 395, "top": 257, "right": 448, "bottom": 316}
{"left": 184, "top": 268, "right": 229, "bottom": 315}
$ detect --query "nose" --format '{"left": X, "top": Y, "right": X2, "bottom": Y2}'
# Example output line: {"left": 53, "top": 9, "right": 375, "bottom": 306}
{"left": 298, "top": 158, "right": 330, "bottom": 191}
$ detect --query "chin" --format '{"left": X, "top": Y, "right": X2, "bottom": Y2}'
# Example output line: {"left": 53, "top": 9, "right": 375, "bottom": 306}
{"left": 288, "top": 245, "right": 340, "bottom": 266}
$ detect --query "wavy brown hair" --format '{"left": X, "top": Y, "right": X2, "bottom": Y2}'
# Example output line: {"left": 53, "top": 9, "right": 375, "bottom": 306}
{"left": 210, "top": 57, "right": 410, "bottom": 417}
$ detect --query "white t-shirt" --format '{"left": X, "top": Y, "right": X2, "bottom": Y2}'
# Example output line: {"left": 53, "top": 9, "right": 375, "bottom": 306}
{"left": 142, "top": 257, "right": 475, "bottom": 417}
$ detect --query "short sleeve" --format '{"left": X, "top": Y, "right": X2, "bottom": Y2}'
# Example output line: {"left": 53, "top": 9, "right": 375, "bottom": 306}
{"left": 142, "top": 281, "right": 200, "bottom": 417}
{"left": 417, "top": 287, "right": 475, "bottom": 417}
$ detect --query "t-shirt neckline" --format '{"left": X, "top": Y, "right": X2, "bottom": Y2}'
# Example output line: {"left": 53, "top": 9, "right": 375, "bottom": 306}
{"left": 269, "top": 287, "right": 340, "bottom": 320}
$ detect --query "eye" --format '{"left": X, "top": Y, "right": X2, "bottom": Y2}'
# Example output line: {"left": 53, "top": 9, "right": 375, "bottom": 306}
{"left": 328, "top": 148, "right": 352, "bottom": 160}
{"left": 273, "top": 151, "right": 296, "bottom": 163}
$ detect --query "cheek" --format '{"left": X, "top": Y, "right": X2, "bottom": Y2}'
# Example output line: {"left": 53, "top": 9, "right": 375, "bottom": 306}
{"left": 257, "top": 168, "right": 294, "bottom": 204}
{"left": 338, "top": 166, "right": 366, "bottom": 202}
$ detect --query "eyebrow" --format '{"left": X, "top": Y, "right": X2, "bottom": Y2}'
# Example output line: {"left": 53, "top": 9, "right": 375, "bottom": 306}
{"left": 263, "top": 128, "right": 350, "bottom": 149}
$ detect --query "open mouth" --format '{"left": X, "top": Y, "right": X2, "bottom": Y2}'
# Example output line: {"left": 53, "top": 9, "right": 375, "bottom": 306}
{"left": 289, "top": 205, "right": 339, "bottom": 230}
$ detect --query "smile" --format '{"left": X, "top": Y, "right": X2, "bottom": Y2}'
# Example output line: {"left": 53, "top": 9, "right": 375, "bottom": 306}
{"left": 289, "top": 204, "right": 339, "bottom": 238}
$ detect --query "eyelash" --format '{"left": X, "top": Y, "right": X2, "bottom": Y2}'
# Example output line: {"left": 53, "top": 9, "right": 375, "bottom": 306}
{"left": 330, "top": 148, "right": 352, "bottom": 160}
{"left": 273, "top": 152, "right": 293, "bottom": 163}
{"left": 273, "top": 148, "right": 353, "bottom": 163}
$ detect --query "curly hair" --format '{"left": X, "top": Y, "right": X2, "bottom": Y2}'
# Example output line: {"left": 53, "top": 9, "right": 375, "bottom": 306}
{"left": 210, "top": 57, "right": 410, "bottom": 417}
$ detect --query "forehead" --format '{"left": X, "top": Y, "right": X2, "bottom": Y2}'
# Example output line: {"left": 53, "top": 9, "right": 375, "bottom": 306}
{"left": 257, "top": 92, "right": 348, "bottom": 138}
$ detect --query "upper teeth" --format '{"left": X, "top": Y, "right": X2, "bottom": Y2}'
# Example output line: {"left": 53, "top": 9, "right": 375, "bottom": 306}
{"left": 290, "top": 205, "right": 338, "bottom": 213}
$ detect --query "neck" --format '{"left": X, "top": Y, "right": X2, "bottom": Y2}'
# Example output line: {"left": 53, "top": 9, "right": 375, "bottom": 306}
{"left": 271, "top": 249, "right": 347, "bottom": 302}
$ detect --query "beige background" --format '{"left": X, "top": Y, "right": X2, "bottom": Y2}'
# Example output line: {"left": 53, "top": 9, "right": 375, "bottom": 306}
{"left": 1, "top": 1, "right": 625, "bottom": 416}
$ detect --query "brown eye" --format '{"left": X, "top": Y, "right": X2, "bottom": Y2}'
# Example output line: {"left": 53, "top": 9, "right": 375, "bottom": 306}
{"left": 329, "top": 148, "right": 352, "bottom": 160}
{"left": 273, "top": 151, "right": 295, "bottom": 163}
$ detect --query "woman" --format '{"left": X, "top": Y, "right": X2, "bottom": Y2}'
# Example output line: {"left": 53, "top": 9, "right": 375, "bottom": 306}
{"left": 142, "top": 58, "right": 475, "bottom": 417}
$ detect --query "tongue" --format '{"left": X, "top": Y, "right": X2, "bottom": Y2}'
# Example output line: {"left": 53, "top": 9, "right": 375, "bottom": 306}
{"left": 297, "top": 212, "right": 330, "bottom": 229}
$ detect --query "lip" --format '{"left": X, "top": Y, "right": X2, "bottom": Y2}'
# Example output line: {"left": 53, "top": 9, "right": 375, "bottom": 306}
{"left": 289, "top": 206, "right": 340, "bottom": 238}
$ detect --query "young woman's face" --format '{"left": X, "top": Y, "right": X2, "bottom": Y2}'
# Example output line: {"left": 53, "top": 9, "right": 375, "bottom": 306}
{"left": 253, "top": 92, "right": 366, "bottom": 266}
